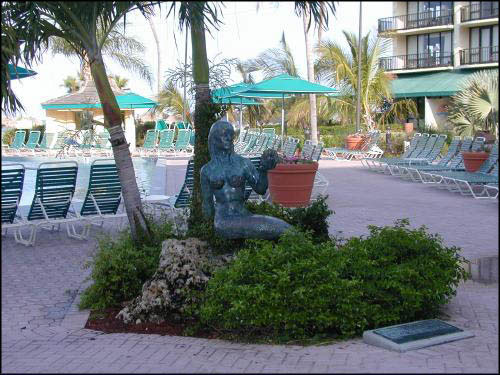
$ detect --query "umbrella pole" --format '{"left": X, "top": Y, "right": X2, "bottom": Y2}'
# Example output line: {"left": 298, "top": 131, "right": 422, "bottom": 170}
{"left": 239, "top": 102, "right": 243, "bottom": 129}
{"left": 281, "top": 94, "right": 285, "bottom": 149}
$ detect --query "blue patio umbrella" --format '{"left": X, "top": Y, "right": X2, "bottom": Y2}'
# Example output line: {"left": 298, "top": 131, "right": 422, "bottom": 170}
{"left": 8, "top": 64, "right": 37, "bottom": 80}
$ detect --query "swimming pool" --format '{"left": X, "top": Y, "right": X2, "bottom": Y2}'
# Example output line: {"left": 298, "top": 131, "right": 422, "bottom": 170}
{"left": 2, "top": 156, "right": 157, "bottom": 207}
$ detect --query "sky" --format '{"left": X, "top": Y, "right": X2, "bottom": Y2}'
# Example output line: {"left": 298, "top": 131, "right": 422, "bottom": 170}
{"left": 8, "top": 1, "right": 392, "bottom": 121}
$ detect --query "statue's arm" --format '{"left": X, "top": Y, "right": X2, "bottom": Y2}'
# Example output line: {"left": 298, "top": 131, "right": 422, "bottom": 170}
{"left": 201, "top": 166, "right": 214, "bottom": 218}
{"left": 244, "top": 160, "right": 267, "bottom": 195}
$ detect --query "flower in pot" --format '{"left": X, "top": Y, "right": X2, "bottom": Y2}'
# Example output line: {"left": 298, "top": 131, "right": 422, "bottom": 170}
{"left": 267, "top": 154, "right": 319, "bottom": 207}
{"left": 461, "top": 144, "right": 490, "bottom": 172}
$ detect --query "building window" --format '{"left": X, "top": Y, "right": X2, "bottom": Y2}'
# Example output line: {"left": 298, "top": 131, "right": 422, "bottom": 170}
{"left": 407, "top": 31, "right": 453, "bottom": 68}
{"left": 467, "top": 25, "right": 499, "bottom": 64}
{"left": 406, "top": 1, "right": 453, "bottom": 28}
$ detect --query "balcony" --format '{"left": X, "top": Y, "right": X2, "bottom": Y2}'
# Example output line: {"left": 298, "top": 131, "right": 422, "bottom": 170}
{"left": 461, "top": 3, "right": 498, "bottom": 23}
{"left": 460, "top": 46, "right": 499, "bottom": 65}
{"left": 380, "top": 53, "right": 453, "bottom": 71}
{"left": 378, "top": 10, "right": 453, "bottom": 33}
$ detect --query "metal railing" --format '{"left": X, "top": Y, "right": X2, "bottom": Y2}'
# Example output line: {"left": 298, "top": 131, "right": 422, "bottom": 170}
{"left": 380, "top": 53, "right": 453, "bottom": 71}
{"left": 461, "top": 3, "right": 499, "bottom": 22}
{"left": 460, "top": 46, "right": 499, "bottom": 65}
{"left": 378, "top": 9, "right": 453, "bottom": 32}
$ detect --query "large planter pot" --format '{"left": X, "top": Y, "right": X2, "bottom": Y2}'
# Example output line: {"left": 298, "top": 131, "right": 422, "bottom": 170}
{"left": 404, "top": 122, "right": 414, "bottom": 134}
{"left": 268, "top": 162, "right": 319, "bottom": 207}
{"left": 462, "top": 151, "right": 489, "bottom": 172}
{"left": 345, "top": 135, "right": 363, "bottom": 150}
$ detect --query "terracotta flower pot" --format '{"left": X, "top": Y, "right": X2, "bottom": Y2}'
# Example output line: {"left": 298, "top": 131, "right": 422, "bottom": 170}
{"left": 267, "top": 162, "right": 319, "bottom": 207}
{"left": 462, "top": 151, "right": 489, "bottom": 172}
{"left": 345, "top": 135, "right": 363, "bottom": 150}
{"left": 404, "top": 122, "right": 414, "bottom": 134}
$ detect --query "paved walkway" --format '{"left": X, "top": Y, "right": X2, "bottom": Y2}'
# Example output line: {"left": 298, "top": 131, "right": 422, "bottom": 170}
{"left": 2, "top": 159, "right": 498, "bottom": 373}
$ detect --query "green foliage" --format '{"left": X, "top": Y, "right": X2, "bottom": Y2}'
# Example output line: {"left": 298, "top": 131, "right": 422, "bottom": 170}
{"left": 135, "top": 120, "right": 155, "bottom": 147}
{"left": 32, "top": 124, "right": 45, "bottom": 142}
{"left": 2, "top": 128, "right": 18, "bottom": 145}
{"left": 246, "top": 196, "right": 333, "bottom": 243}
{"left": 198, "top": 219, "right": 468, "bottom": 342}
{"left": 79, "top": 217, "right": 175, "bottom": 310}
{"left": 187, "top": 217, "right": 247, "bottom": 255}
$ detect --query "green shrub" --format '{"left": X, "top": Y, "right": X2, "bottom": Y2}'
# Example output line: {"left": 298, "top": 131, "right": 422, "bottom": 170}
{"left": 187, "top": 217, "right": 247, "bottom": 255}
{"left": 246, "top": 195, "right": 333, "bottom": 243}
{"left": 2, "top": 128, "right": 18, "bottom": 145}
{"left": 135, "top": 120, "right": 156, "bottom": 147}
{"left": 198, "top": 219, "right": 468, "bottom": 342}
{"left": 79, "top": 217, "right": 175, "bottom": 310}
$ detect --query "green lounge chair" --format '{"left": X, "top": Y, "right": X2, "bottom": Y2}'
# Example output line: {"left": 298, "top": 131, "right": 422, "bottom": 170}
{"left": 429, "top": 144, "right": 498, "bottom": 198}
{"left": 34, "top": 132, "right": 56, "bottom": 156}
{"left": 282, "top": 137, "right": 299, "bottom": 158}
{"left": 1, "top": 163, "right": 25, "bottom": 238}
{"left": 361, "top": 133, "right": 422, "bottom": 170}
{"left": 137, "top": 129, "right": 158, "bottom": 157}
{"left": 301, "top": 140, "right": 315, "bottom": 160}
{"left": 419, "top": 136, "right": 485, "bottom": 184}
{"left": 173, "top": 159, "right": 195, "bottom": 208}
{"left": 387, "top": 134, "right": 448, "bottom": 175}
{"left": 173, "top": 129, "right": 193, "bottom": 156}
{"left": 401, "top": 136, "right": 461, "bottom": 182}
{"left": 3, "top": 130, "right": 26, "bottom": 155}
{"left": 375, "top": 133, "right": 430, "bottom": 173}
{"left": 157, "top": 129, "right": 176, "bottom": 156}
{"left": 262, "top": 128, "right": 276, "bottom": 136}
{"left": 67, "top": 159, "right": 127, "bottom": 239}
{"left": 240, "top": 132, "right": 259, "bottom": 154}
{"left": 19, "top": 130, "right": 41, "bottom": 155}
{"left": 156, "top": 119, "right": 167, "bottom": 131}
{"left": 14, "top": 161, "right": 80, "bottom": 246}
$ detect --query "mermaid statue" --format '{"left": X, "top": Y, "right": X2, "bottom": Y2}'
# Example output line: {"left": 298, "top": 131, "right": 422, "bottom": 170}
{"left": 201, "top": 120, "right": 292, "bottom": 240}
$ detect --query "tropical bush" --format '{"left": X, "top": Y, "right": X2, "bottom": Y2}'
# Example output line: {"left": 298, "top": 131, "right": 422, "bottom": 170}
{"left": 135, "top": 120, "right": 155, "bottom": 147}
{"left": 449, "top": 69, "right": 498, "bottom": 139}
{"left": 198, "top": 219, "right": 468, "bottom": 342}
{"left": 79, "top": 217, "right": 175, "bottom": 310}
{"left": 246, "top": 196, "right": 333, "bottom": 243}
{"left": 1, "top": 128, "right": 18, "bottom": 145}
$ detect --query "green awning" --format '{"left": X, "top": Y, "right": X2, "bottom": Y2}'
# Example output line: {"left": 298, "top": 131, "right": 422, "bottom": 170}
{"left": 240, "top": 73, "right": 338, "bottom": 95}
{"left": 8, "top": 63, "right": 37, "bottom": 80}
{"left": 212, "top": 82, "right": 291, "bottom": 99}
{"left": 42, "top": 92, "right": 156, "bottom": 110}
{"left": 391, "top": 69, "right": 490, "bottom": 98}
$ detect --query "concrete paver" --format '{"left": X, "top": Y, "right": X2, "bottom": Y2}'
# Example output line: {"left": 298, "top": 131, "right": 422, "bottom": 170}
{"left": 1, "top": 159, "right": 497, "bottom": 373}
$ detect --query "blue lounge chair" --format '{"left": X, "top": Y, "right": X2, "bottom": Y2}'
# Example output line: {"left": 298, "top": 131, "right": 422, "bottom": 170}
{"left": 19, "top": 130, "right": 41, "bottom": 155}
{"left": 157, "top": 129, "right": 176, "bottom": 156}
{"left": 137, "top": 129, "right": 158, "bottom": 157}
{"left": 3, "top": 130, "right": 26, "bottom": 155}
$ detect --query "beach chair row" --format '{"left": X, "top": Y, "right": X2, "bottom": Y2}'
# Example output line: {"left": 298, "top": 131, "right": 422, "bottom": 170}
{"left": 136, "top": 129, "right": 194, "bottom": 157}
{"left": 1, "top": 160, "right": 128, "bottom": 247}
{"left": 361, "top": 133, "right": 499, "bottom": 199}
{"left": 2, "top": 129, "right": 112, "bottom": 158}
{"left": 155, "top": 119, "right": 193, "bottom": 131}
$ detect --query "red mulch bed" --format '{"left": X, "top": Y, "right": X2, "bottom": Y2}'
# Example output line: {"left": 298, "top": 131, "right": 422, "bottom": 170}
{"left": 85, "top": 308, "right": 220, "bottom": 339}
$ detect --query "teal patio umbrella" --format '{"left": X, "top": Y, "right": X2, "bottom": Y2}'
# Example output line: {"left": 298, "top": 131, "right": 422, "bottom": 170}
{"left": 212, "top": 89, "right": 263, "bottom": 128}
{"left": 213, "top": 82, "right": 291, "bottom": 130}
{"left": 234, "top": 74, "right": 338, "bottom": 143}
{"left": 8, "top": 63, "right": 37, "bottom": 80}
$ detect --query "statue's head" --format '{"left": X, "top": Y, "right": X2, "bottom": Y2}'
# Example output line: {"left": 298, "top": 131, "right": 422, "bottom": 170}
{"left": 208, "top": 120, "right": 235, "bottom": 158}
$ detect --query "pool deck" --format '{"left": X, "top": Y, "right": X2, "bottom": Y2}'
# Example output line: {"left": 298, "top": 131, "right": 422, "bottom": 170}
{"left": 2, "top": 158, "right": 498, "bottom": 373}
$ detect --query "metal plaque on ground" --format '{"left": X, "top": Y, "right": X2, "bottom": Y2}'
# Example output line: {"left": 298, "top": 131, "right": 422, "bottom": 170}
{"left": 363, "top": 319, "right": 474, "bottom": 352}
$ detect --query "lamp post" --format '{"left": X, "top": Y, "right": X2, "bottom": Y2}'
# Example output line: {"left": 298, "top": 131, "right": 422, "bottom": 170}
{"left": 355, "top": 1, "right": 363, "bottom": 134}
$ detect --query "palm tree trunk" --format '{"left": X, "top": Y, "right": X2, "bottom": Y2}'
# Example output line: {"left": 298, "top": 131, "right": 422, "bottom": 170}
{"left": 303, "top": 6, "right": 318, "bottom": 144}
{"left": 147, "top": 17, "right": 161, "bottom": 98}
{"left": 89, "top": 52, "right": 152, "bottom": 243}
{"left": 189, "top": 15, "right": 212, "bottom": 223}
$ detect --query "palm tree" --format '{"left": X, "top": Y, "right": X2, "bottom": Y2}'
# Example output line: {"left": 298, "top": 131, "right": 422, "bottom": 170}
{"left": 60, "top": 74, "right": 81, "bottom": 93}
{"left": 449, "top": 69, "right": 498, "bottom": 139}
{"left": 154, "top": 80, "right": 193, "bottom": 124}
{"left": 112, "top": 75, "right": 129, "bottom": 90}
{"left": 146, "top": 16, "right": 162, "bottom": 100}
{"left": 48, "top": 21, "right": 152, "bottom": 86}
{"left": 316, "top": 30, "right": 416, "bottom": 131}
{"left": 2, "top": 1, "right": 158, "bottom": 243}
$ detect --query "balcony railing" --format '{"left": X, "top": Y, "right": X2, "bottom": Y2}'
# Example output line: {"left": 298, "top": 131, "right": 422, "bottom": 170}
{"left": 461, "top": 3, "right": 499, "bottom": 22}
{"left": 378, "top": 9, "right": 453, "bottom": 33}
{"left": 460, "top": 46, "right": 499, "bottom": 65}
{"left": 380, "top": 53, "right": 453, "bottom": 71}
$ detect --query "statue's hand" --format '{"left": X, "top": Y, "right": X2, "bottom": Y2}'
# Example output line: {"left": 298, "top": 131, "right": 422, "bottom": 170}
{"left": 259, "top": 149, "right": 279, "bottom": 171}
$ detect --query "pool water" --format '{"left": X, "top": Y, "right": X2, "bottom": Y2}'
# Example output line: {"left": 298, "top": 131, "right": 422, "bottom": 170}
{"left": 2, "top": 156, "right": 157, "bottom": 207}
